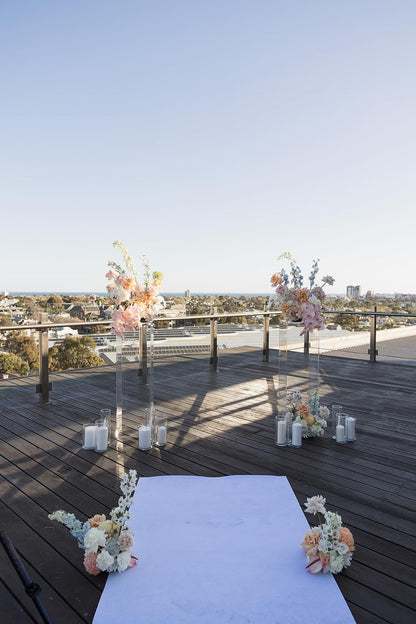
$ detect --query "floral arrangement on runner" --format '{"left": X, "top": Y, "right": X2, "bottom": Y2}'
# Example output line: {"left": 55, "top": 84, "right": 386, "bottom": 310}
{"left": 301, "top": 495, "right": 354, "bottom": 574}
{"left": 285, "top": 390, "right": 329, "bottom": 438}
{"left": 106, "top": 241, "right": 164, "bottom": 336}
{"left": 49, "top": 470, "right": 138, "bottom": 575}
{"left": 269, "top": 252, "right": 334, "bottom": 335}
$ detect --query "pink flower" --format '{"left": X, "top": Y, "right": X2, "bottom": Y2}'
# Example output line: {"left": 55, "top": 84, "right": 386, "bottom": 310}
{"left": 122, "top": 304, "right": 144, "bottom": 331}
{"left": 128, "top": 555, "right": 138, "bottom": 568}
{"left": 111, "top": 307, "right": 126, "bottom": 336}
{"left": 84, "top": 552, "right": 101, "bottom": 576}
{"left": 306, "top": 556, "right": 323, "bottom": 574}
{"left": 106, "top": 269, "right": 118, "bottom": 280}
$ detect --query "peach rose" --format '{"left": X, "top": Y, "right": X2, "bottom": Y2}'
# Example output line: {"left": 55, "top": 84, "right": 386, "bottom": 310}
{"left": 338, "top": 527, "right": 355, "bottom": 552}
{"left": 271, "top": 273, "right": 282, "bottom": 287}
{"left": 301, "top": 527, "right": 321, "bottom": 558}
{"left": 297, "top": 404, "right": 311, "bottom": 418}
{"left": 88, "top": 514, "right": 106, "bottom": 528}
{"left": 295, "top": 288, "right": 310, "bottom": 303}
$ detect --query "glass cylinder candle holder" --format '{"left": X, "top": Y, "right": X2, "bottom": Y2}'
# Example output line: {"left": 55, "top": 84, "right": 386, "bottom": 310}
{"left": 345, "top": 415, "right": 357, "bottom": 441}
{"left": 331, "top": 404, "right": 342, "bottom": 439}
{"left": 155, "top": 412, "right": 167, "bottom": 447}
{"left": 139, "top": 408, "right": 153, "bottom": 450}
{"left": 275, "top": 416, "right": 288, "bottom": 446}
{"left": 95, "top": 419, "right": 109, "bottom": 453}
{"left": 335, "top": 413, "right": 347, "bottom": 444}
{"left": 100, "top": 408, "right": 111, "bottom": 445}
{"left": 82, "top": 423, "right": 97, "bottom": 450}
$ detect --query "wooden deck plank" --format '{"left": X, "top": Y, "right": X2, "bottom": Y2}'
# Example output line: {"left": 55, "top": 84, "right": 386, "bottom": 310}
{"left": 0, "top": 350, "right": 415, "bottom": 623}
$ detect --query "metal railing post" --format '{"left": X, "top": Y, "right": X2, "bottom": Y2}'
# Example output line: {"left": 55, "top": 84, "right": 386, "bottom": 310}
{"left": 210, "top": 317, "right": 218, "bottom": 371}
{"left": 36, "top": 313, "right": 51, "bottom": 403}
{"left": 263, "top": 313, "right": 270, "bottom": 362}
{"left": 139, "top": 323, "right": 148, "bottom": 383}
{"left": 303, "top": 330, "right": 310, "bottom": 355}
{"left": 368, "top": 305, "right": 378, "bottom": 362}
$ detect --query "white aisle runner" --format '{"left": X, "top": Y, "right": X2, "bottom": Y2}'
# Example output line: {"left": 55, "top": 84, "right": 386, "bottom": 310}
{"left": 93, "top": 475, "right": 356, "bottom": 624}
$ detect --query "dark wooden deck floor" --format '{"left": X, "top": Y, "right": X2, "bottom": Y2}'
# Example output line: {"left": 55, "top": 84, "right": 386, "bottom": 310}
{"left": 0, "top": 348, "right": 415, "bottom": 624}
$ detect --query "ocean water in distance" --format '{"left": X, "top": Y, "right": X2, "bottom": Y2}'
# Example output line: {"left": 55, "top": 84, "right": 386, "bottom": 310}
{"left": 9, "top": 291, "right": 272, "bottom": 297}
{"left": 9, "top": 291, "right": 350, "bottom": 298}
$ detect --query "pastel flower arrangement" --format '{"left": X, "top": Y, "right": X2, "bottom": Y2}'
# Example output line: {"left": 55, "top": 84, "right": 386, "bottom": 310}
{"left": 301, "top": 495, "right": 354, "bottom": 574}
{"left": 106, "top": 241, "right": 165, "bottom": 336}
{"left": 49, "top": 470, "right": 138, "bottom": 575}
{"left": 269, "top": 252, "right": 334, "bottom": 335}
{"left": 285, "top": 390, "right": 329, "bottom": 438}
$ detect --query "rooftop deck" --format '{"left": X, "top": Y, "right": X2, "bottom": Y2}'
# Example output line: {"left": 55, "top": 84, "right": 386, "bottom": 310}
{"left": 0, "top": 348, "right": 415, "bottom": 624}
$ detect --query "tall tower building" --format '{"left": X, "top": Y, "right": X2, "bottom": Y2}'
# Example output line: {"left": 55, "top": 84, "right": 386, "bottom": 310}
{"left": 346, "top": 285, "right": 361, "bottom": 298}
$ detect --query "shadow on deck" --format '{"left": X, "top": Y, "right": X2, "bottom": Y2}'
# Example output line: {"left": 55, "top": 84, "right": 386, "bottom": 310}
{"left": 0, "top": 348, "right": 415, "bottom": 624}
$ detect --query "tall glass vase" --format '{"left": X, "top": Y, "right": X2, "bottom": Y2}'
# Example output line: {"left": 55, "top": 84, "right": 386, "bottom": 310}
{"left": 115, "top": 322, "right": 154, "bottom": 440}
{"left": 306, "top": 329, "right": 320, "bottom": 406}
{"left": 278, "top": 321, "right": 288, "bottom": 414}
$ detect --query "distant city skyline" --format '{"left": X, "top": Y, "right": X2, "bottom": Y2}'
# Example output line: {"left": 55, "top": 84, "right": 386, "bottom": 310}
{"left": 1, "top": 2, "right": 415, "bottom": 294}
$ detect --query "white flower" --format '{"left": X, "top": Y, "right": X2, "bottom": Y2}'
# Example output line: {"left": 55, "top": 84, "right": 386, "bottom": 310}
{"left": 96, "top": 550, "right": 115, "bottom": 571}
{"left": 328, "top": 553, "right": 345, "bottom": 574}
{"left": 335, "top": 541, "right": 350, "bottom": 556}
{"left": 84, "top": 528, "right": 107, "bottom": 554}
{"left": 304, "top": 495, "right": 326, "bottom": 515}
{"left": 324, "top": 511, "right": 342, "bottom": 530}
{"left": 117, "top": 550, "right": 133, "bottom": 572}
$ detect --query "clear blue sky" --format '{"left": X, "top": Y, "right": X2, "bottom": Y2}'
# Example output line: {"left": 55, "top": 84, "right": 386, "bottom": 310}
{"left": 1, "top": 1, "right": 415, "bottom": 294}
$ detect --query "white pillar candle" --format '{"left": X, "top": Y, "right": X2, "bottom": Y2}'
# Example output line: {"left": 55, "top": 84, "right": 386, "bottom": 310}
{"left": 83, "top": 425, "right": 96, "bottom": 449}
{"left": 157, "top": 425, "right": 167, "bottom": 446}
{"left": 346, "top": 417, "right": 356, "bottom": 441}
{"left": 139, "top": 426, "right": 152, "bottom": 450}
{"left": 336, "top": 424, "right": 345, "bottom": 443}
{"left": 277, "top": 420, "right": 287, "bottom": 445}
{"left": 291, "top": 423, "right": 302, "bottom": 447}
{"left": 96, "top": 425, "right": 108, "bottom": 452}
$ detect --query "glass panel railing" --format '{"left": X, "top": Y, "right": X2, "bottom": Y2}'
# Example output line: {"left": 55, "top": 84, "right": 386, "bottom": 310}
{"left": 371, "top": 324, "right": 416, "bottom": 365}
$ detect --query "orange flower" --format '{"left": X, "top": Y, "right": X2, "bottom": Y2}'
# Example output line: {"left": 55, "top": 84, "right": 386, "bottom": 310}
{"left": 298, "top": 403, "right": 314, "bottom": 426}
{"left": 338, "top": 527, "right": 355, "bottom": 552}
{"left": 88, "top": 514, "right": 106, "bottom": 528}
{"left": 297, "top": 403, "right": 311, "bottom": 418}
{"left": 271, "top": 273, "right": 282, "bottom": 287}
{"left": 281, "top": 303, "right": 296, "bottom": 316}
{"left": 301, "top": 528, "right": 321, "bottom": 558}
{"left": 295, "top": 288, "right": 310, "bottom": 303}
{"left": 119, "top": 276, "right": 136, "bottom": 292}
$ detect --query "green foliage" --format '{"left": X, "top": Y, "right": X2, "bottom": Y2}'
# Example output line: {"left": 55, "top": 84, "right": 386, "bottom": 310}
{"left": 46, "top": 294, "right": 64, "bottom": 313}
{"left": 5, "top": 333, "right": 39, "bottom": 370}
{"left": 0, "top": 353, "right": 30, "bottom": 376}
{"left": 0, "top": 314, "right": 11, "bottom": 326}
{"left": 332, "top": 313, "right": 360, "bottom": 331}
{"left": 49, "top": 336, "right": 105, "bottom": 371}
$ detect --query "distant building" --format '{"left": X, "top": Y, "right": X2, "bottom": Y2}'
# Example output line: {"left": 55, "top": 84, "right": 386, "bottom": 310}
{"left": 185, "top": 289, "right": 191, "bottom": 298}
{"left": 365, "top": 290, "right": 375, "bottom": 299}
{"left": 69, "top": 305, "right": 101, "bottom": 320}
{"left": 346, "top": 285, "right": 361, "bottom": 298}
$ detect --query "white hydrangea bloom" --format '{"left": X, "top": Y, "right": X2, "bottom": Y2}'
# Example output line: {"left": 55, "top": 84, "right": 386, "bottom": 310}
{"left": 97, "top": 550, "right": 115, "bottom": 571}
{"left": 328, "top": 553, "right": 345, "bottom": 574}
{"left": 117, "top": 551, "right": 132, "bottom": 572}
{"left": 84, "top": 528, "right": 107, "bottom": 554}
